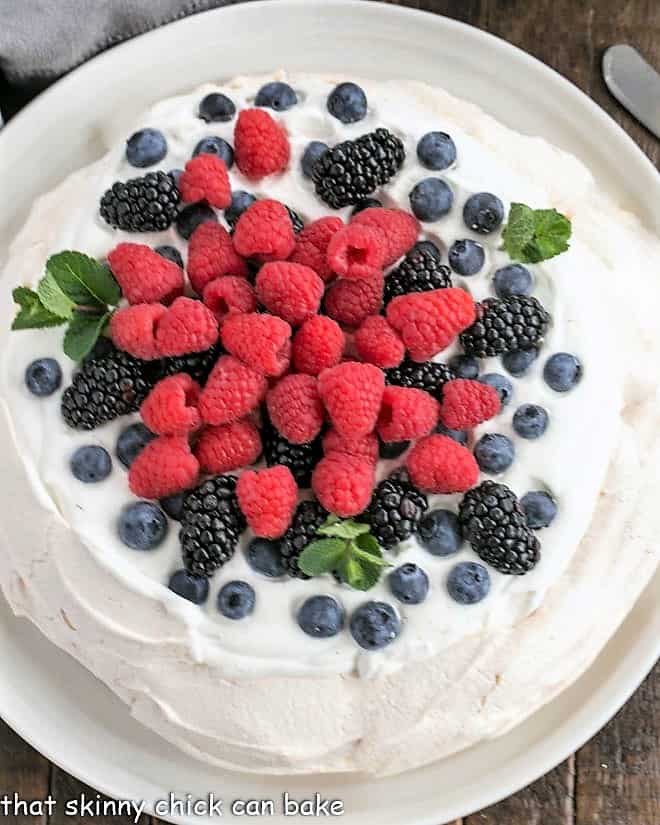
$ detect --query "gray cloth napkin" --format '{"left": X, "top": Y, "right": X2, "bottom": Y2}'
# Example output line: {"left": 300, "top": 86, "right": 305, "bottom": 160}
{"left": 0, "top": 0, "right": 243, "bottom": 84}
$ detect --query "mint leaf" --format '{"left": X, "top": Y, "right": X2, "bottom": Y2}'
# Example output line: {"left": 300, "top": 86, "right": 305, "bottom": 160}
{"left": 63, "top": 311, "right": 111, "bottom": 361}
{"left": 342, "top": 556, "right": 382, "bottom": 591}
{"left": 355, "top": 533, "right": 382, "bottom": 555}
{"left": 11, "top": 287, "right": 66, "bottom": 330}
{"left": 502, "top": 203, "right": 572, "bottom": 263}
{"left": 37, "top": 273, "right": 75, "bottom": 319}
{"left": 298, "top": 538, "right": 346, "bottom": 577}
{"left": 47, "top": 251, "right": 120, "bottom": 308}
{"left": 317, "top": 517, "right": 370, "bottom": 540}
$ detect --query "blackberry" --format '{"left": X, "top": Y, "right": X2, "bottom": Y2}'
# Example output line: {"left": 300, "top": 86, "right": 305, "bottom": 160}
{"left": 365, "top": 471, "right": 428, "bottom": 549}
{"left": 280, "top": 500, "right": 328, "bottom": 579}
{"left": 460, "top": 296, "right": 550, "bottom": 357}
{"left": 160, "top": 343, "right": 222, "bottom": 385}
{"left": 286, "top": 206, "right": 304, "bottom": 233}
{"left": 261, "top": 416, "right": 321, "bottom": 487}
{"left": 384, "top": 244, "right": 452, "bottom": 305}
{"left": 179, "top": 476, "right": 245, "bottom": 577}
{"left": 458, "top": 481, "right": 540, "bottom": 575}
{"left": 312, "top": 128, "right": 405, "bottom": 209}
{"left": 99, "top": 171, "right": 179, "bottom": 232}
{"left": 385, "top": 359, "right": 455, "bottom": 401}
{"left": 61, "top": 344, "right": 158, "bottom": 430}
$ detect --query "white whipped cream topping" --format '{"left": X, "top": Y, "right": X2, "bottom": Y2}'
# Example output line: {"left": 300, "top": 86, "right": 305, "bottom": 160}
{"left": 0, "top": 73, "right": 658, "bottom": 775}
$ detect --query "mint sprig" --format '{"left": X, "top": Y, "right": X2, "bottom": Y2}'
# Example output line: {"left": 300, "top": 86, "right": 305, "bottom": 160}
{"left": 502, "top": 202, "right": 572, "bottom": 263}
{"left": 298, "top": 517, "right": 391, "bottom": 591}
{"left": 11, "top": 251, "right": 121, "bottom": 360}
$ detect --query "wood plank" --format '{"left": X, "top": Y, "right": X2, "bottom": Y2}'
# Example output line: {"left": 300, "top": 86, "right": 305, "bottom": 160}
{"left": 576, "top": 662, "right": 660, "bottom": 825}
{"left": 0, "top": 719, "right": 50, "bottom": 825}
{"left": 48, "top": 767, "right": 150, "bottom": 825}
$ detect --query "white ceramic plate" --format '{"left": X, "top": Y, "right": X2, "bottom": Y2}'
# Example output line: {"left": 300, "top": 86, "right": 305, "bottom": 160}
{"left": 0, "top": 2, "right": 658, "bottom": 822}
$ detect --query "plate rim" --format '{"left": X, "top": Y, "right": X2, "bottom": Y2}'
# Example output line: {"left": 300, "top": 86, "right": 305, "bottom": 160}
{"left": 0, "top": 1, "right": 658, "bottom": 822}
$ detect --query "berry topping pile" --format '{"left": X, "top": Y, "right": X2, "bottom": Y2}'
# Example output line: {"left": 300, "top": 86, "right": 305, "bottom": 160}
{"left": 13, "top": 78, "right": 582, "bottom": 653}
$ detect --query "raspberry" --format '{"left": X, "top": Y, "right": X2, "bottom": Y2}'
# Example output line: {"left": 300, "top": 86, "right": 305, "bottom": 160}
{"left": 155, "top": 296, "right": 219, "bottom": 357}
{"left": 178, "top": 154, "right": 231, "bottom": 209}
{"left": 140, "top": 373, "right": 202, "bottom": 436}
{"left": 352, "top": 208, "right": 419, "bottom": 265}
{"left": 199, "top": 355, "right": 268, "bottom": 425}
{"left": 406, "top": 434, "right": 479, "bottom": 494}
{"left": 318, "top": 361, "right": 384, "bottom": 438}
{"left": 326, "top": 224, "right": 385, "bottom": 280}
{"left": 354, "top": 315, "right": 404, "bottom": 368}
{"left": 377, "top": 385, "right": 439, "bottom": 442}
{"left": 312, "top": 454, "right": 375, "bottom": 518}
{"left": 386, "top": 288, "right": 476, "bottom": 361}
{"left": 439, "top": 378, "right": 501, "bottom": 430}
{"left": 255, "top": 261, "right": 324, "bottom": 326}
{"left": 221, "top": 312, "right": 291, "bottom": 377}
{"left": 291, "top": 316, "right": 344, "bottom": 375}
{"left": 188, "top": 222, "right": 248, "bottom": 295}
{"left": 203, "top": 276, "right": 256, "bottom": 323}
{"left": 266, "top": 374, "right": 324, "bottom": 444}
{"left": 108, "top": 243, "right": 183, "bottom": 305}
{"left": 234, "top": 108, "right": 290, "bottom": 180}
{"left": 232, "top": 199, "right": 296, "bottom": 262}
{"left": 324, "top": 271, "right": 384, "bottom": 327}
{"left": 195, "top": 419, "right": 262, "bottom": 474}
{"left": 236, "top": 465, "right": 298, "bottom": 538}
{"left": 110, "top": 303, "right": 167, "bottom": 360}
{"left": 128, "top": 436, "right": 199, "bottom": 499}
{"left": 289, "top": 216, "right": 343, "bottom": 282}
{"left": 322, "top": 428, "right": 378, "bottom": 464}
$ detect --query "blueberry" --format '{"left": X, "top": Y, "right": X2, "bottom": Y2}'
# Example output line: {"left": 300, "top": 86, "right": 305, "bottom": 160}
{"left": 168, "top": 569, "right": 209, "bottom": 604}
{"left": 176, "top": 203, "right": 217, "bottom": 240}
{"left": 350, "top": 601, "right": 401, "bottom": 650}
{"left": 298, "top": 595, "right": 345, "bottom": 638}
{"left": 351, "top": 198, "right": 382, "bottom": 216}
{"left": 246, "top": 538, "right": 286, "bottom": 578}
{"left": 436, "top": 423, "right": 468, "bottom": 445}
{"left": 521, "top": 490, "right": 557, "bottom": 530}
{"left": 448, "top": 239, "right": 485, "bottom": 276}
{"left": 116, "top": 423, "right": 156, "bottom": 469}
{"left": 388, "top": 563, "right": 429, "bottom": 604}
{"left": 301, "top": 141, "right": 329, "bottom": 178}
{"left": 198, "top": 92, "right": 236, "bottom": 123}
{"left": 225, "top": 191, "right": 257, "bottom": 227}
{"left": 479, "top": 373, "right": 513, "bottom": 406}
{"left": 327, "top": 82, "right": 367, "bottom": 123}
{"left": 25, "top": 358, "right": 61, "bottom": 396}
{"left": 418, "top": 509, "right": 462, "bottom": 557}
{"left": 502, "top": 347, "right": 539, "bottom": 377}
{"left": 155, "top": 245, "right": 184, "bottom": 268}
{"left": 160, "top": 492, "right": 185, "bottom": 521}
{"left": 125, "top": 128, "right": 167, "bottom": 168}
{"left": 379, "top": 438, "right": 409, "bottom": 459}
{"left": 493, "top": 263, "right": 533, "bottom": 298}
{"left": 409, "top": 178, "right": 454, "bottom": 221}
{"left": 513, "top": 403, "right": 549, "bottom": 439}
{"left": 218, "top": 580, "right": 256, "bottom": 620}
{"left": 543, "top": 353, "right": 582, "bottom": 392}
{"left": 255, "top": 81, "right": 298, "bottom": 111}
{"left": 449, "top": 354, "right": 479, "bottom": 379}
{"left": 463, "top": 192, "right": 505, "bottom": 234}
{"left": 118, "top": 502, "right": 168, "bottom": 550}
{"left": 417, "top": 131, "right": 456, "bottom": 171}
{"left": 474, "top": 433, "right": 515, "bottom": 474}
{"left": 193, "top": 136, "right": 234, "bottom": 169}
{"left": 447, "top": 562, "right": 490, "bottom": 604}
{"left": 70, "top": 446, "right": 112, "bottom": 483}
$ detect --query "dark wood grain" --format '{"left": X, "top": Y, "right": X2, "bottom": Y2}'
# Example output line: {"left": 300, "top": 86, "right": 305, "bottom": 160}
{"left": 1, "top": 3, "right": 659, "bottom": 825}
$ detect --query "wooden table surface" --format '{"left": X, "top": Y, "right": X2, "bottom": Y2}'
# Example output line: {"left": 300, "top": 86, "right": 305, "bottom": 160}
{"left": 1, "top": 0, "right": 658, "bottom": 822}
